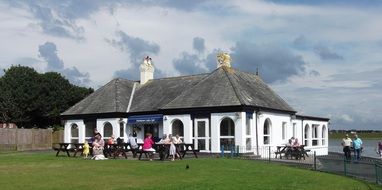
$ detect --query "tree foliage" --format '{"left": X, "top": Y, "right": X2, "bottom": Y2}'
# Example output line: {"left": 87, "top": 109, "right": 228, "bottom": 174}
{"left": 0, "top": 66, "right": 93, "bottom": 128}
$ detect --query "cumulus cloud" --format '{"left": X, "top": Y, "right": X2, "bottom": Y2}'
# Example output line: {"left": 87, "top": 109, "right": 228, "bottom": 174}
{"left": 38, "top": 42, "right": 64, "bottom": 70}
{"left": 38, "top": 41, "right": 90, "bottom": 86}
{"left": 293, "top": 35, "right": 308, "bottom": 46}
{"left": 193, "top": 37, "right": 205, "bottom": 53}
{"left": 314, "top": 45, "right": 344, "bottom": 60}
{"left": 173, "top": 52, "right": 207, "bottom": 75}
{"left": 107, "top": 31, "right": 163, "bottom": 80}
{"left": 309, "top": 70, "right": 320, "bottom": 77}
{"left": 6, "top": 1, "right": 123, "bottom": 39}
{"left": 108, "top": 31, "right": 160, "bottom": 63}
{"left": 230, "top": 41, "right": 306, "bottom": 83}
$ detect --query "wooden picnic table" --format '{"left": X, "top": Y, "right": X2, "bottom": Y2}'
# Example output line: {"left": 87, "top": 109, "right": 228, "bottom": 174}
{"left": 54, "top": 143, "right": 72, "bottom": 157}
{"left": 275, "top": 145, "right": 310, "bottom": 160}
{"left": 180, "top": 143, "right": 199, "bottom": 158}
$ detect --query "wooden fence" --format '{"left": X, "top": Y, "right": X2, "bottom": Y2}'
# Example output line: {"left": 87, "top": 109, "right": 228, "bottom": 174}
{"left": 0, "top": 128, "right": 63, "bottom": 151}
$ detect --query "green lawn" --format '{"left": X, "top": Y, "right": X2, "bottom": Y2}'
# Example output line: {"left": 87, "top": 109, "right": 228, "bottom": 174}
{"left": 0, "top": 151, "right": 380, "bottom": 190}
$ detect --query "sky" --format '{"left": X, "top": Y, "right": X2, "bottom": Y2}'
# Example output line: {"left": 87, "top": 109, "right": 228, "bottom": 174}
{"left": 1, "top": 0, "right": 382, "bottom": 130}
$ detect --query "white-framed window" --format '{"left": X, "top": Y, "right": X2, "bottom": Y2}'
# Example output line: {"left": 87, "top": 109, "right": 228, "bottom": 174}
{"left": 304, "top": 124, "right": 310, "bottom": 146}
{"left": 246, "top": 116, "right": 251, "bottom": 136}
{"left": 103, "top": 122, "right": 113, "bottom": 140}
{"left": 312, "top": 124, "right": 319, "bottom": 146}
{"left": 322, "top": 125, "right": 327, "bottom": 145}
{"left": 263, "top": 118, "right": 271, "bottom": 145}
{"left": 119, "top": 122, "right": 125, "bottom": 140}
{"left": 292, "top": 123, "right": 297, "bottom": 138}
{"left": 282, "top": 122, "right": 287, "bottom": 140}
{"left": 220, "top": 118, "right": 235, "bottom": 150}
{"left": 70, "top": 123, "right": 79, "bottom": 143}
{"left": 172, "top": 119, "right": 184, "bottom": 138}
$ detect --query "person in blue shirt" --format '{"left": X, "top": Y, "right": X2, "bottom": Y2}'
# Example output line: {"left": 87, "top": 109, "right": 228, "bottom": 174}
{"left": 353, "top": 134, "right": 363, "bottom": 161}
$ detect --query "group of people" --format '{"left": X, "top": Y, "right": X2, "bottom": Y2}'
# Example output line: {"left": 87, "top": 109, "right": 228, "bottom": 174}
{"left": 142, "top": 133, "right": 183, "bottom": 161}
{"left": 286, "top": 137, "right": 300, "bottom": 148}
{"left": 341, "top": 134, "right": 363, "bottom": 161}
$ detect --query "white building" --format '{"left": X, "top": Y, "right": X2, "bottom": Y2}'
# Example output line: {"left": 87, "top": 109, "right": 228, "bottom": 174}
{"left": 61, "top": 54, "right": 329, "bottom": 156}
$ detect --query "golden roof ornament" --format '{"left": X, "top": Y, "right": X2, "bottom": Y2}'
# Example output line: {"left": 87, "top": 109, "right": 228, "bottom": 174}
{"left": 216, "top": 52, "right": 232, "bottom": 68}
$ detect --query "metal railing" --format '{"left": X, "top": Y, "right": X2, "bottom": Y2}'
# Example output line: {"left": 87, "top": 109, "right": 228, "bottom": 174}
{"left": 219, "top": 145, "right": 382, "bottom": 185}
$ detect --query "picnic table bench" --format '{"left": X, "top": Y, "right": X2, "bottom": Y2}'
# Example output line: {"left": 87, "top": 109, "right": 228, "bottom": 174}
{"left": 53, "top": 143, "right": 73, "bottom": 157}
{"left": 180, "top": 143, "right": 199, "bottom": 158}
{"left": 275, "top": 145, "right": 310, "bottom": 160}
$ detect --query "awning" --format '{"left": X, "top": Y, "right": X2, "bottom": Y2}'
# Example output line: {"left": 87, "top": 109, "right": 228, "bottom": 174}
{"left": 128, "top": 114, "right": 163, "bottom": 124}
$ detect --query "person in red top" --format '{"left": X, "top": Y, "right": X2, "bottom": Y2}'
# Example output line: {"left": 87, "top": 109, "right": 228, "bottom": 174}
{"left": 143, "top": 133, "right": 155, "bottom": 161}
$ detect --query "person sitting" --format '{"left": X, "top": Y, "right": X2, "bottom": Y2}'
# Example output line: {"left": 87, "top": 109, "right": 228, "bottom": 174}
{"left": 128, "top": 134, "right": 139, "bottom": 157}
{"left": 142, "top": 133, "right": 155, "bottom": 161}
{"left": 157, "top": 134, "right": 170, "bottom": 144}
{"left": 92, "top": 133, "right": 107, "bottom": 160}
{"left": 108, "top": 134, "right": 115, "bottom": 145}
{"left": 292, "top": 138, "right": 300, "bottom": 148}
{"left": 173, "top": 134, "right": 183, "bottom": 144}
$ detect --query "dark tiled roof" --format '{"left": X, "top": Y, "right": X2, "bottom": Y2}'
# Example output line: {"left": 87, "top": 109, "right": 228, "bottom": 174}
{"left": 62, "top": 67, "right": 295, "bottom": 116}
{"left": 62, "top": 78, "right": 136, "bottom": 115}
{"left": 162, "top": 67, "right": 295, "bottom": 112}
{"left": 129, "top": 74, "right": 208, "bottom": 112}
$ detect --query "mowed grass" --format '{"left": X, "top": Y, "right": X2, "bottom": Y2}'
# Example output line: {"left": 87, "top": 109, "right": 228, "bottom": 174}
{"left": 0, "top": 151, "right": 381, "bottom": 190}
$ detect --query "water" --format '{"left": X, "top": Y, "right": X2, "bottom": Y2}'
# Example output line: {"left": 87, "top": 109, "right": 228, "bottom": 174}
{"left": 329, "top": 139, "right": 381, "bottom": 158}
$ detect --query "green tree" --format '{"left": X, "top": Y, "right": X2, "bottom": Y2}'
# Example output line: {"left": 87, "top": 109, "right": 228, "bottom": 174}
{"left": 0, "top": 66, "right": 93, "bottom": 128}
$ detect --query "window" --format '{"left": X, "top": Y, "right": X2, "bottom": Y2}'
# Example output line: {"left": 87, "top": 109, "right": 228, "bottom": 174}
{"left": 312, "top": 124, "right": 318, "bottom": 146}
{"left": 220, "top": 118, "right": 235, "bottom": 150}
{"left": 119, "top": 122, "right": 125, "bottom": 139}
{"left": 263, "top": 118, "right": 271, "bottom": 145}
{"left": 172, "top": 119, "right": 184, "bottom": 137}
{"left": 304, "top": 124, "right": 310, "bottom": 146}
{"left": 84, "top": 120, "right": 96, "bottom": 141}
{"left": 70, "top": 124, "right": 79, "bottom": 143}
{"left": 246, "top": 116, "right": 251, "bottom": 136}
{"left": 104, "top": 122, "right": 113, "bottom": 139}
{"left": 322, "top": 125, "right": 327, "bottom": 145}
{"left": 292, "top": 123, "right": 296, "bottom": 138}
{"left": 282, "top": 122, "right": 287, "bottom": 140}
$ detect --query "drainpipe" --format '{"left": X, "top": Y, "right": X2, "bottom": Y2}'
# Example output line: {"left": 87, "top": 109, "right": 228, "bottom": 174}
{"left": 255, "top": 111, "right": 259, "bottom": 155}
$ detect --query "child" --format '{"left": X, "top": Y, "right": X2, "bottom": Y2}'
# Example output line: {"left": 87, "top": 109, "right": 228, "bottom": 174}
{"left": 83, "top": 140, "right": 90, "bottom": 158}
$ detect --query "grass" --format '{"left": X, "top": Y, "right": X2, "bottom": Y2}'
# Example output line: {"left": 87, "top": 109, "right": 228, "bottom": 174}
{"left": 0, "top": 151, "right": 381, "bottom": 190}
{"left": 330, "top": 132, "right": 382, "bottom": 139}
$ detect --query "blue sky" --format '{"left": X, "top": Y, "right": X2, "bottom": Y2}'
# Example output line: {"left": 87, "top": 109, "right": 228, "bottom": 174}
{"left": 1, "top": 0, "right": 382, "bottom": 130}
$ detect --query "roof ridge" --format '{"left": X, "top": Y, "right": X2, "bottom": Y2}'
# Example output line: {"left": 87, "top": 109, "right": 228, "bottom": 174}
{"left": 114, "top": 79, "right": 120, "bottom": 112}
{"left": 222, "top": 67, "right": 245, "bottom": 105}
{"left": 150, "top": 73, "right": 209, "bottom": 81}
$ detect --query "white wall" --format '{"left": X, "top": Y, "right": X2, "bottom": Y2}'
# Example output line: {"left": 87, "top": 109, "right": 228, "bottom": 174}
{"left": 163, "top": 114, "right": 192, "bottom": 143}
{"left": 210, "top": 112, "right": 245, "bottom": 153}
{"left": 96, "top": 118, "right": 124, "bottom": 139}
{"left": 64, "top": 119, "right": 85, "bottom": 143}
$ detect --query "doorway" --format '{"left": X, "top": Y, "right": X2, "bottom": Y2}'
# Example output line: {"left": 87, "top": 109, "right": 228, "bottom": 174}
{"left": 194, "top": 118, "right": 210, "bottom": 152}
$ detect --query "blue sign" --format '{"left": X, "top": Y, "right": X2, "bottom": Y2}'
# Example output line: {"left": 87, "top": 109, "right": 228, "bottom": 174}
{"left": 128, "top": 114, "right": 163, "bottom": 124}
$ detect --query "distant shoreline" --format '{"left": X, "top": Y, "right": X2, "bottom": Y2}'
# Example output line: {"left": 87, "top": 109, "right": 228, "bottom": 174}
{"left": 329, "top": 132, "right": 382, "bottom": 140}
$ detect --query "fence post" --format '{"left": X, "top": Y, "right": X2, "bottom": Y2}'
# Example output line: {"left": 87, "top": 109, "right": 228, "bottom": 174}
{"left": 268, "top": 146, "right": 271, "bottom": 163}
{"left": 220, "top": 145, "right": 224, "bottom": 158}
{"left": 230, "top": 144, "right": 234, "bottom": 158}
{"left": 314, "top": 151, "right": 317, "bottom": 171}
{"left": 236, "top": 146, "right": 239, "bottom": 157}
{"left": 343, "top": 157, "right": 347, "bottom": 176}
{"left": 376, "top": 163, "right": 379, "bottom": 184}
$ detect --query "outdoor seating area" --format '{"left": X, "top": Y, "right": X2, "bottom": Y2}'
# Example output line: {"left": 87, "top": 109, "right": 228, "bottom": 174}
{"left": 275, "top": 145, "right": 310, "bottom": 160}
{"left": 53, "top": 142, "right": 199, "bottom": 160}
